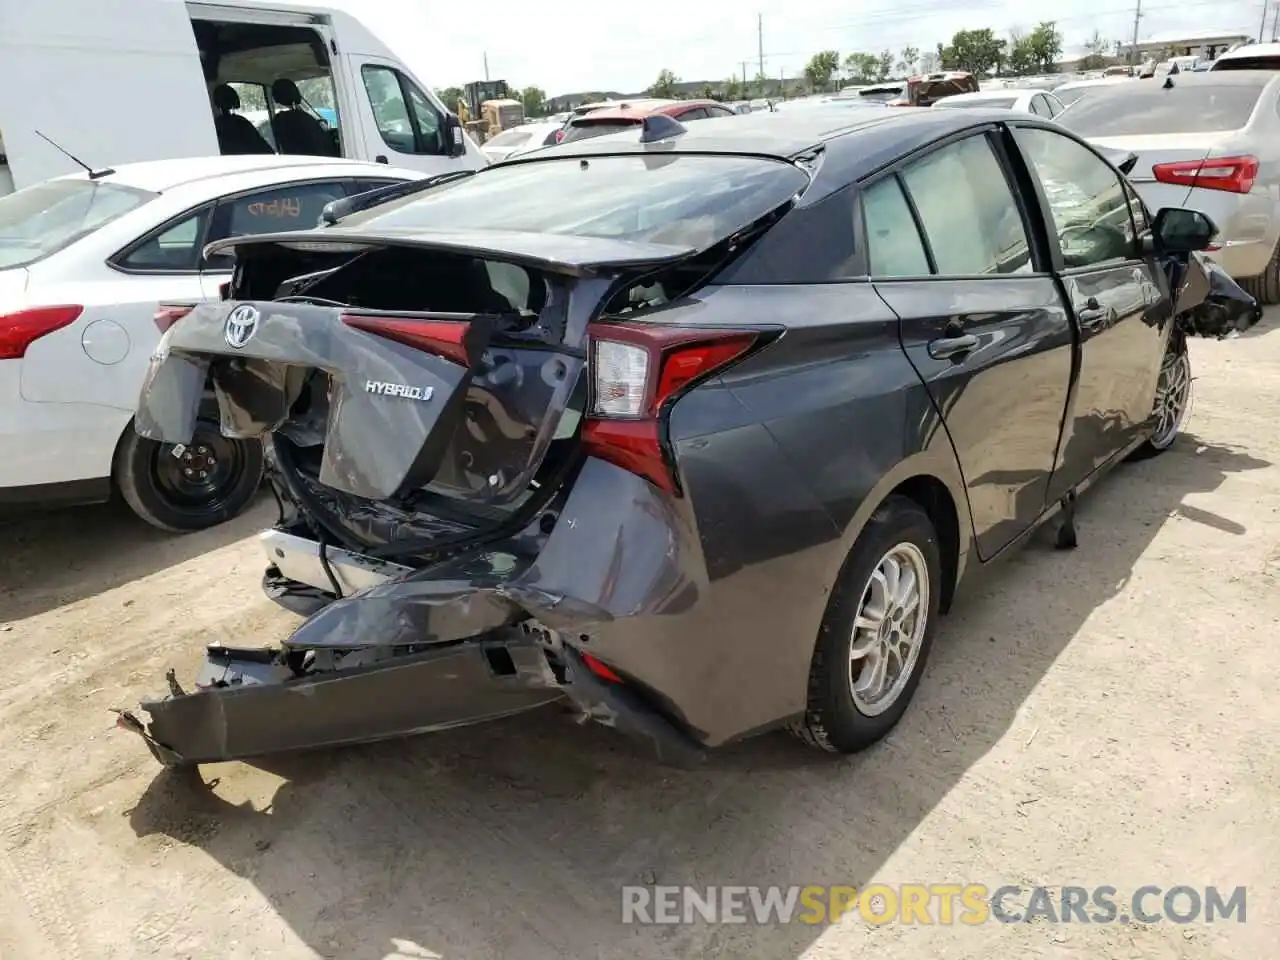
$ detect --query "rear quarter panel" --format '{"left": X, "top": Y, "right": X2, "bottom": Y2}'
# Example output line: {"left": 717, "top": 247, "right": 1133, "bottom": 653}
{"left": 592, "top": 283, "right": 971, "bottom": 745}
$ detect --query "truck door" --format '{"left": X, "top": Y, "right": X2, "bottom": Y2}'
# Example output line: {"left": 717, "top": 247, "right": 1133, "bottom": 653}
{"left": 0, "top": 0, "right": 217, "bottom": 192}
{"left": 346, "top": 54, "right": 479, "bottom": 173}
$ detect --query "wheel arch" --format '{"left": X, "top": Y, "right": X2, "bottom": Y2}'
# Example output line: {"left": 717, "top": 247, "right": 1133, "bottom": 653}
{"left": 825, "top": 451, "right": 974, "bottom": 615}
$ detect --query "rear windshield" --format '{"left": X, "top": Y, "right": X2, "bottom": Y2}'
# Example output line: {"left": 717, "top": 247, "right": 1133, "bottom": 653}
{"left": 1055, "top": 86, "right": 1091, "bottom": 107}
{"left": 1058, "top": 80, "right": 1266, "bottom": 135}
{"left": 561, "top": 119, "right": 641, "bottom": 143}
{"left": 938, "top": 96, "right": 1016, "bottom": 109}
{"left": 0, "top": 179, "right": 155, "bottom": 269}
{"left": 337, "top": 154, "right": 810, "bottom": 248}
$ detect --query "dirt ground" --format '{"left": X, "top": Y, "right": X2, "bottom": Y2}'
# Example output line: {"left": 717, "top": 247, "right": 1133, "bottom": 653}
{"left": 2, "top": 315, "right": 1279, "bottom": 960}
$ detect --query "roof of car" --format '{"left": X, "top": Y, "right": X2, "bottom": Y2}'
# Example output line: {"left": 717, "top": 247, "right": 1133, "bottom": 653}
{"left": 570, "top": 100, "right": 718, "bottom": 122}
{"left": 56, "top": 155, "right": 402, "bottom": 193}
{"left": 506, "top": 107, "right": 1029, "bottom": 194}
{"left": 935, "top": 89, "right": 1032, "bottom": 104}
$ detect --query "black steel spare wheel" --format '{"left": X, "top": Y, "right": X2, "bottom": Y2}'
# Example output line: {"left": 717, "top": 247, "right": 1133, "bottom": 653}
{"left": 116, "top": 418, "right": 265, "bottom": 532}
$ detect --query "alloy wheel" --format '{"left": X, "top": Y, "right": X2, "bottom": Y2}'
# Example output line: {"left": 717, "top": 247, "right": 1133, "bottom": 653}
{"left": 849, "top": 542, "right": 930, "bottom": 716}
{"left": 1149, "top": 348, "right": 1191, "bottom": 450}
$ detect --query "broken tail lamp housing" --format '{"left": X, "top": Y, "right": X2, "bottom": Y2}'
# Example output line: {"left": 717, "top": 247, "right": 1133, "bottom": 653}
{"left": 583, "top": 323, "right": 764, "bottom": 496}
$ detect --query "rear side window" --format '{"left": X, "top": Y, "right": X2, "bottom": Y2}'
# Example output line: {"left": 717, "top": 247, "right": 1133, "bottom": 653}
{"left": 220, "top": 182, "right": 348, "bottom": 237}
{"left": 338, "top": 154, "right": 809, "bottom": 249}
{"left": 862, "top": 177, "right": 930, "bottom": 277}
{"left": 899, "top": 134, "right": 1033, "bottom": 275}
{"left": 0, "top": 180, "right": 155, "bottom": 269}
{"left": 561, "top": 120, "right": 639, "bottom": 142}
{"left": 1058, "top": 80, "right": 1266, "bottom": 135}
{"left": 115, "top": 207, "right": 211, "bottom": 272}
{"left": 679, "top": 108, "right": 710, "bottom": 121}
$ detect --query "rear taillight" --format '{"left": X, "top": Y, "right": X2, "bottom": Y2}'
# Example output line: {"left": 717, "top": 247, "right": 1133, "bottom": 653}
{"left": 1152, "top": 155, "right": 1258, "bottom": 194}
{"left": 582, "top": 324, "right": 760, "bottom": 495}
{"left": 0, "top": 305, "right": 83, "bottom": 360}
{"left": 154, "top": 304, "right": 195, "bottom": 333}
{"left": 341, "top": 314, "right": 471, "bottom": 367}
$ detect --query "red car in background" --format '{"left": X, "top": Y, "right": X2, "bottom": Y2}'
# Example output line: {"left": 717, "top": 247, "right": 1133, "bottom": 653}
{"left": 555, "top": 99, "right": 738, "bottom": 143}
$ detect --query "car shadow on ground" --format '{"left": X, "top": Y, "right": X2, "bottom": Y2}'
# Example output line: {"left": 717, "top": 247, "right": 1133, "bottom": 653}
{"left": 0, "top": 494, "right": 273, "bottom": 623}
{"left": 127, "top": 435, "right": 1267, "bottom": 960}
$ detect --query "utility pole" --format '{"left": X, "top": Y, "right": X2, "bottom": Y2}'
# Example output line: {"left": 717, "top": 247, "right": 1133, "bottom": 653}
{"left": 758, "top": 14, "right": 765, "bottom": 83}
{"left": 1130, "top": 0, "right": 1142, "bottom": 64}
{"left": 1261, "top": 1, "right": 1271, "bottom": 42}
{"left": 740, "top": 60, "right": 749, "bottom": 86}
{"left": 483, "top": 51, "right": 490, "bottom": 81}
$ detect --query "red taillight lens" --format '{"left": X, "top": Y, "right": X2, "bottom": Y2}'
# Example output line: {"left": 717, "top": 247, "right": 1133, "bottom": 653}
{"left": 1152, "top": 155, "right": 1258, "bottom": 194}
{"left": 340, "top": 314, "right": 471, "bottom": 367}
{"left": 0, "top": 305, "right": 83, "bottom": 360}
{"left": 581, "top": 651, "right": 623, "bottom": 683}
{"left": 154, "top": 304, "right": 195, "bottom": 333}
{"left": 582, "top": 324, "right": 761, "bottom": 495}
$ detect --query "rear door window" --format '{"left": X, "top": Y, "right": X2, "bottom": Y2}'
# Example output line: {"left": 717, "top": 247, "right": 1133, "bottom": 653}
{"left": 1058, "top": 79, "right": 1266, "bottom": 135}
{"left": 205, "top": 181, "right": 350, "bottom": 268}
{"left": 678, "top": 107, "right": 710, "bottom": 121}
{"left": 899, "top": 134, "right": 1034, "bottom": 275}
{"left": 862, "top": 176, "right": 930, "bottom": 277}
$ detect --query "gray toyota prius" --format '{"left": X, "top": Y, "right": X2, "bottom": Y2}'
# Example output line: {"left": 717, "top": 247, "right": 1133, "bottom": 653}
{"left": 117, "top": 106, "right": 1258, "bottom": 769}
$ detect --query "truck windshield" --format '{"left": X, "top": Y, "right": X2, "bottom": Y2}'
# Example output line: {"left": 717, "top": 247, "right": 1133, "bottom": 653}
{"left": 0, "top": 179, "right": 155, "bottom": 269}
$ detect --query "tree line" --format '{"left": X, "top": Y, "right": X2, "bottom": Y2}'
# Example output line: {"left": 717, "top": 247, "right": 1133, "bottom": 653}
{"left": 435, "top": 22, "right": 1123, "bottom": 116}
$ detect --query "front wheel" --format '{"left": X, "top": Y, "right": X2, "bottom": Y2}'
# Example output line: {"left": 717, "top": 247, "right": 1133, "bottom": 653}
{"left": 790, "top": 495, "right": 942, "bottom": 754}
{"left": 115, "top": 419, "right": 264, "bottom": 532}
{"left": 1130, "top": 334, "right": 1191, "bottom": 461}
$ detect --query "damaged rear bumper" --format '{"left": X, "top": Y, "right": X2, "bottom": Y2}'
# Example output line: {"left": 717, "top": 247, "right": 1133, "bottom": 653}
{"left": 115, "top": 634, "right": 564, "bottom": 767}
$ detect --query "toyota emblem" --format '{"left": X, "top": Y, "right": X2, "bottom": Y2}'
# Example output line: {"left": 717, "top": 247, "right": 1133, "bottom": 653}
{"left": 224, "top": 304, "right": 260, "bottom": 349}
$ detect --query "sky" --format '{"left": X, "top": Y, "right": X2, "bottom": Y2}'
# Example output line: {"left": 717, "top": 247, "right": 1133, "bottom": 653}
{"left": 327, "top": 0, "right": 1265, "bottom": 96}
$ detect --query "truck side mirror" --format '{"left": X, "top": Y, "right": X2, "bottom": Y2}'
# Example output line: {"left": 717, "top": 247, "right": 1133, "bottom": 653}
{"left": 443, "top": 113, "right": 466, "bottom": 158}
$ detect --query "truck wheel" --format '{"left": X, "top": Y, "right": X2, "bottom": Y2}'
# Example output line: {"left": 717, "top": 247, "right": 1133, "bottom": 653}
{"left": 1130, "top": 333, "right": 1191, "bottom": 461}
{"left": 115, "top": 418, "right": 264, "bottom": 533}
{"left": 1239, "top": 244, "right": 1280, "bottom": 305}
{"left": 790, "top": 495, "right": 942, "bottom": 754}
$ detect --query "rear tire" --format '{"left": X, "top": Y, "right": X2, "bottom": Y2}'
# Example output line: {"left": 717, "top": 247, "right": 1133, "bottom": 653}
{"left": 115, "top": 417, "right": 264, "bottom": 533}
{"left": 790, "top": 495, "right": 942, "bottom": 754}
{"left": 1239, "top": 244, "right": 1280, "bottom": 305}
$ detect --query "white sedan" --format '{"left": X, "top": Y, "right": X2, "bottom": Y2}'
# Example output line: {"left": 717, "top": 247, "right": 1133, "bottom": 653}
{"left": 0, "top": 155, "right": 422, "bottom": 530}
{"left": 931, "top": 88, "right": 1067, "bottom": 119}
{"left": 480, "top": 120, "right": 567, "bottom": 163}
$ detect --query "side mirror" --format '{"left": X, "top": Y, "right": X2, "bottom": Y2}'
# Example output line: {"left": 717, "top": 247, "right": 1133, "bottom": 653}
{"left": 1150, "top": 206, "right": 1217, "bottom": 254}
{"left": 443, "top": 112, "right": 466, "bottom": 158}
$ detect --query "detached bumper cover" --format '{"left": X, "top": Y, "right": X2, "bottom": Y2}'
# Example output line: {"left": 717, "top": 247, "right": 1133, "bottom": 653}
{"left": 115, "top": 637, "right": 563, "bottom": 767}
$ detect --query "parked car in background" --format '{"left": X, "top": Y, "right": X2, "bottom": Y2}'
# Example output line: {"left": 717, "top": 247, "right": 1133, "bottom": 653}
{"left": 480, "top": 120, "right": 564, "bottom": 163}
{"left": 1056, "top": 70, "right": 1280, "bottom": 302}
{"left": 118, "top": 107, "right": 1253, "bottom": 771}
{"left": 932, "top": 88, "right": 1067, "bottom": 118}
{"left": 1210, "top": 41, "right": 1280, "bottom": 71}
{"left": 1054, "top": 75, "right": 1134, "bottom": 108}
{"left": 0, "top": 155, "right": 422, "bottom": 529}
{"left": 558, "top": 99, "right": 737, "bottom": 142}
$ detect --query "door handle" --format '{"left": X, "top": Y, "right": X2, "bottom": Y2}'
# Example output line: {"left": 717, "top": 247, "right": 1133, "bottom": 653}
{"left": 375, "top": 155, "right": 389, "bottom": 164}
{"left": 927, "top": 333, "right": 979, "bottom": 360}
